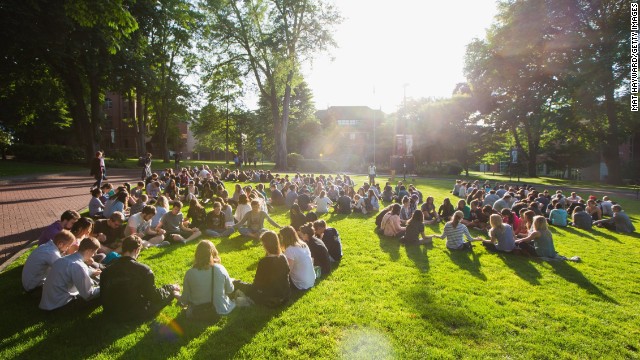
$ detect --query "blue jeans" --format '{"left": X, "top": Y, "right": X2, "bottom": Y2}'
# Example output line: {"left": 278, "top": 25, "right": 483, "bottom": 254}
{"left": 205, "top": 228, "right": 235, "bottom": 237}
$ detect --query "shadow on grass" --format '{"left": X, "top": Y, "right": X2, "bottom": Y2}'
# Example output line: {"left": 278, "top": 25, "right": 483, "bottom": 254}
{"left": 557, "top": 226, "right": 598, "bottom": 241}
{"left": 495, "top": 252, "right": 542, "bottom": 285}
{"left": 548, "top": 261, "right": 618, "bottom": 304}
{"left": 376, "top": 233, "right": 400, "bottom": 262}
{"left": 590, "top": 228, "right": 622, "bottom": 242}
{"left": 446, "top": 247, "right": 487, "bottom": 281}
{"left": 404, "top": 242, "right": 431, "bottom": 273}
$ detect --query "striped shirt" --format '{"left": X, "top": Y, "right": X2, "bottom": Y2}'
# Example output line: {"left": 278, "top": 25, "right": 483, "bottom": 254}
{"left": 442, "top": 222, "right": 474, "bottom": 249}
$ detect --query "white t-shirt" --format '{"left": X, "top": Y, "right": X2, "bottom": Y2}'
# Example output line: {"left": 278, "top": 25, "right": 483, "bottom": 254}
{"left": 285, "top": 245, "right": 315, "bottom": 290}
{"left": 314, "top": 196, "right": 333, "bottom": 213}
{"left": 126, "top": 213, "right": 151, "bottom": 236}
{"left": 234, "top": 203, "right": 252, "bottom": 222}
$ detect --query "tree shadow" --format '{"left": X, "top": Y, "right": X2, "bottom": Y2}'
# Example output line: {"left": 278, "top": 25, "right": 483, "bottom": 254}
{"left": 404, "top": 243, "right": 431, "bottom": 273}
{"left": 548, "top": 261, "right": 618, "bottom": 304}
{"left": 494, "top": 252, "right": 542, "bottom": 285}
{"left": 376, "top": 232, "right": 400, "bottom": 262}
{"left": 446, "top": 248, "right": 487, "bottom": 281}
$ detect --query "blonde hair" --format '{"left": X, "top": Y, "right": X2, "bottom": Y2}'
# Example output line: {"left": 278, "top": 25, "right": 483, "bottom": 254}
{"left": 156, "top": 195, "right": 170, "bottom": 210}
{"left": 488, "top": 214, "right": 505, "bottom": 238}
{"left": 279, "top": 226, "right": 305, "bottom": 249}
{"left": 452, "top": 210, "right": 464, "bottom": 227}
{"left": 532, "top": 216, "right": 549, "bottom": 232}
{"left": 193, "top": 240, "right": 220, "bottom": 270}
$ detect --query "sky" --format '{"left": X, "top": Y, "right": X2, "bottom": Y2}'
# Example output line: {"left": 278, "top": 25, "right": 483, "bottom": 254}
{"left": 303, "top": 0, "right": 498, "bottom": 113}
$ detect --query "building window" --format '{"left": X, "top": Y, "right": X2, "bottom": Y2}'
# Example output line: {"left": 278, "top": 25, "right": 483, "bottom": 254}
{"left": 337, "top": 119, "right": 360, "bottom": 126}
{"left": 104, "top": 98, "right": 113, "bottom": 110}
{"left": 349, "top": 133, "right": 356, "bottom": 140}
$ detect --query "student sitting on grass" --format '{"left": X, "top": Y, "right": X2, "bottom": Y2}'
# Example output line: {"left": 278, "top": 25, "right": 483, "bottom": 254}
{"left": 129, "top": 194, "right": 148, "bottom": 217}
{"left": 233, "top": 231, "right": 291, "bottom": 307}
{"left": 89, "top": 189, "right": 105, "bottom": 218}
{"left": 40, "top": 237, "right": 101, "bottom": 311}
{"left": 335, "top": 191, "right": 353, "bottom": 214}
{"left": 234, "top": 200, "right": 282, "bottom": 240}
{"left": 299, "top": 223, "right": 331, "bottom": 276}
{"left": 186, "top": 198, "right": 207, "bottom": 230}
{"left": 290, "top": 204, "right": 308, "bottom": 231}
{"left": 548, "top": 203, "right": 568, "bottom": 227}
{"left": 594, "top": 205, "right": 636, "bottom": 233}
{"left": 313, "top": 220, "right": 343, "bottom": 263}
{"left": 457, "top": 199, "right": 472, "bottom": 225}
{"left": 22, "top": 230, "right": 75, "bottom": 294}
{"left": 399, "top": 196, "right": 413, "bottom": 224}
{"left": 181, "top": 240, "right": 238, "bottom": 316}
{"left": 515, "top": 215, "right": 558, "bottom": 258}
{"left": 314, "top": 190, "right": 333, "bottom": 214}
{"left": 155, "top": 201, "right": 202, "bottom": 244}
{"left": 381, "top": 204, "right": 406, "bottom": 238}
{"left": 421, "top": 196, "right": 440, "bottom": 224}
{"left": 480, "top": 214, "right": 516, "bottom": 253}
{"left": 571, "top": 207, "right": 593, "bottom": 230}
{"left": 400, "top": 210, "right": 434, "bottom": 246}
{"left": 101, "top": 235, "right": 181, "bottom": 321}
{"left": 438, "top": 198, "right": 455, "bottom": 222}
{"left": 125, "top": 205, "right": 167, "bottom": 247}
{"left": 38, "top": 210, "right": 81, "bottom": 246}
{"left": 93, "top": 212, "right": 126, "bottom": 254}
{"left": 280, "top": 226, "right": 315, "bottom": 290}
{"left": 204, "top": 202, "right": 235, "bottom": 238}
{"left": 437, "top": 211, "right": 482, "bottom": 251}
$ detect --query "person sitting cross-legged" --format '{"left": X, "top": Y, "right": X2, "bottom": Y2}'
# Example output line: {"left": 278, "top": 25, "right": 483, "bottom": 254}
{"left": 204, "top": 201, "right": 235, "bottom": 238}
{"left": 594, "top": 205, "right": 636, "bottom": 233}
{"left": 155, "top": 201, "right": 202, "bottom": 244}
{"left": 234, "top": 200, "right": 282, "bottom": 240}
{"left": 101, "top": 235, "right": 181, "bottom": 321}
{"left": 39, "top": 237, "right": 101, "bottom": 311}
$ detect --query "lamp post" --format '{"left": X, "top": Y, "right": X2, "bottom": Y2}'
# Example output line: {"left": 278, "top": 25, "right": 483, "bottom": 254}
{"left": 225, "top": 88, "right": 229, "bottom": 164}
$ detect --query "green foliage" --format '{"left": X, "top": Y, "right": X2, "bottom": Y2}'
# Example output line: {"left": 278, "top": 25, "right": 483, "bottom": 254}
{"left": 415, "top": 161, "right": 463, "bottom": 176}
{"left": 10, "top": 144, "right": 85, "bottom": 164}
{"left": 296, "top": 159, "right": 337, "bottom": 172}
{"left": 287, "top": 153, "right": 304, "bottom": 169}
{"left": 108, "top": 151, "right": 128, "bottom": 163}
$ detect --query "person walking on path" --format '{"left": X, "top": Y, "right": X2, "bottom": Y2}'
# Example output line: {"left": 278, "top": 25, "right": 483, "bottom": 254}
{"left": 90, "top": 151, "right": 104, "bottom": 190}
{"left": 142, "top": 153, "right": 152, "bottom": 181}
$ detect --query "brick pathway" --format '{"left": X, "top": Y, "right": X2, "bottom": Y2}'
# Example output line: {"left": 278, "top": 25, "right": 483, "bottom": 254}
{"left": 0, "top": 168, "right": 142, "bottom": 266}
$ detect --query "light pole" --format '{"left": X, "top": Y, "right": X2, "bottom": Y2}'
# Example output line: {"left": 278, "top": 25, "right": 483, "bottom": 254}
{"left": 225, "top": 88, "right": 229, "bottom": 164}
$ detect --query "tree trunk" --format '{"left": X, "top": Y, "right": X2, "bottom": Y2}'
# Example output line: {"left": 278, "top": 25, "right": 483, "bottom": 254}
{"left": 136, "top": 90, "right": 146, "bottom": 156}
{"left": 89, "top": 73, "right": 102, "bottom": 153}
{"left": 62, "top": 70, "right": 96, "bottom": 165}
{"left": 276, "top": 73, "right": 293, "bottom": 170}
{"left": 602, "top": 74, "right": 622, "bottom": 185}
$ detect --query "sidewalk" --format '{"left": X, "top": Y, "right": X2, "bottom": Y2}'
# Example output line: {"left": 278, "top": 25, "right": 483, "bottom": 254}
{"left": 0, "top": 168, "right": 142, "bottom": 267}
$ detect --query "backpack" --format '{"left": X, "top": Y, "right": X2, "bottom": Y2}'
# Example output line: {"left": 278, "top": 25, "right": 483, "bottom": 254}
{"left": 137, "top": 157, "right": 145, "bottom": 167}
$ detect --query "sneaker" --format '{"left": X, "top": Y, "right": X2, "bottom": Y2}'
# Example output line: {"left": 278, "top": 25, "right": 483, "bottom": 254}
{"left": 156, "top": 241, "right": 170, "bottom": 248}
{"left": 569, "top": 256, "right": 581, "bottom": 262}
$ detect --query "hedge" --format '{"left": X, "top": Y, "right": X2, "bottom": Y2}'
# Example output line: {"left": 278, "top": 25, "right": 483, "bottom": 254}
{"left": 296, "top": 159, "right": 338, "bottom": 172}
{"left": 10, "top": 143, "right": 85, "bottom": 164}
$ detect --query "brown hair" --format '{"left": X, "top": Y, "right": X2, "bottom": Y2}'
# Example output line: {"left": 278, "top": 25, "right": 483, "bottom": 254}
{"left": 53, "top": 230, "right": 76, "bottom": 246}
{"left": 121, "top": 235, "right": 143, "bottom": 253}
{"left": 193, "top": 240, "right": 220, "bottom": 270}
{"left": 260, "top": 231, "right": 281, "bottom": 255}
{"left": 79, "top": 237, "right": 100, "bottom": 252}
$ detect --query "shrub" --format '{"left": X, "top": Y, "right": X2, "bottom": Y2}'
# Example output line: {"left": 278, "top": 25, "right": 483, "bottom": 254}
{"left": 415, "top": 161, "right": 463, "bottom": 176}
{"left": 297, "top": 159, "right": 337, "bottom": 173}
{"left": 10, "top": 143, "right": 85, "bottom": 164}
{"left": 287, "top": 153, "right": 304, "bottom": 169}
{"left": 108, "top": 151, "right": 128, "bottom": 163}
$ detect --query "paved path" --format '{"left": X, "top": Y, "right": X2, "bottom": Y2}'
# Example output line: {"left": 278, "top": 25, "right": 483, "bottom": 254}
{"left": 0, "top": 168, "right": 142, "bottom": 266}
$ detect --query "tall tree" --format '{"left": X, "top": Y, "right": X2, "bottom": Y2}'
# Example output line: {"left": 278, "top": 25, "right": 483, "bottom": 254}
{"left": 201, "top": 0, "right": 340, "bottom": 170}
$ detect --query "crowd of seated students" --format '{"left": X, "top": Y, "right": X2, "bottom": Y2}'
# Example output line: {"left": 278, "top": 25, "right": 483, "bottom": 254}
{"left": 23, "top": 166, "right": 358, "bottom": 318}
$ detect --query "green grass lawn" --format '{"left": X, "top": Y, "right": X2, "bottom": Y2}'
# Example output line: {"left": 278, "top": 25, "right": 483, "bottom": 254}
{"left": 0, "top": 160, "right": 84, "bottom": 178}
{"left": 1, "top": 177, "right": 640, "bottom": 359}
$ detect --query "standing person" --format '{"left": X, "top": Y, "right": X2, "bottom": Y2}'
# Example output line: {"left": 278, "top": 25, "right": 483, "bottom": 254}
{"left": 101, "top": 235, "right": 181, "bottom": 321}
{"left": 142, "top": 153, "right": 152, "bottom": 181}
{"left": 368, "top": 163, "right": 376, "bottom": 185}
{"left": 174, "top": 152, "right": 181, "bottom": 171}
{"left": 181, "top": 240, "right": 237, "bottom": 316}
{"left": 437, "top": 211, "right": 482, "bottom": 251}
{"left": 22, "top": 230, "right": 75, "bottom": 294}
{"left": 279, "top": 226, "right": 315, "bottom": 290}
{"left": 39, "top": 237, "right": 101, "bottom": 311}
{"left": 233, "top": 231, "right": 291, "bottom": 307}
{"left": 90, "top": 151, "right": 104, "bottom": 190}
